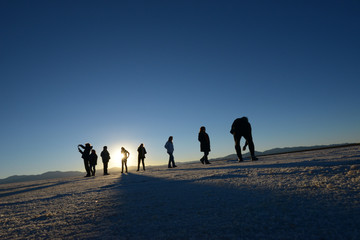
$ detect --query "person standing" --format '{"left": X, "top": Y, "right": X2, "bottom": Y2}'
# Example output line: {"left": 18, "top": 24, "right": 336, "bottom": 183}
{"left": 78, "top": 143, "right": 92, "bottom": 177}
{"left": 100, "top": 146, "right": 111, "bottom": 175}
{"left": 137, "top": 143, "right": 147, "bottom": 171}
{"left": 198, "top": 126, "right": 211, "bottom": 164}
{"left": 121, "top": 147, "right": 130, "bottom": 173}
{"left": 164, "top": 136, "right": 177, "bottom": 168}
{"left": 230, "top": 117, "right": 258, "bottom": 162}
{"left": 89, "top": 149, "right": 98, "bottom": 176}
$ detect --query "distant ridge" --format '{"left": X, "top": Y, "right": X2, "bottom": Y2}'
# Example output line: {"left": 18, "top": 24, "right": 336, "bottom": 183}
{"left": 0, "top": 171, "right": 84, "bottom": 184}
{"left": 0, "top": 167, "right": 135, "bottom": 185}
{"left": 215, "top": 143, "right": 360, "bottom": 160}
{"left": 258, "top": 143, "right": 360, "bottom": 156}
{"left": 1, "top": 143, "right": 359, "bottom": 184}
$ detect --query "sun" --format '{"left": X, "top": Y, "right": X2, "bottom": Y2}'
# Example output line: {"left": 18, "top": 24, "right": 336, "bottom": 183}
{"left": 109, "top": 145, "right": 136, "bottom": 168}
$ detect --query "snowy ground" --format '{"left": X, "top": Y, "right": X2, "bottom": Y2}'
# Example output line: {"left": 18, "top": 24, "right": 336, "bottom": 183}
{"left": 1, "top": 145, "right": 360, "bottom": 240}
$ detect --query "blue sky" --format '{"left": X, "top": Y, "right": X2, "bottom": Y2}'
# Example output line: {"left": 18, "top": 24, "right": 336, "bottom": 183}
{"left": 1, "top": 0, "right": 359, "bottom": 179}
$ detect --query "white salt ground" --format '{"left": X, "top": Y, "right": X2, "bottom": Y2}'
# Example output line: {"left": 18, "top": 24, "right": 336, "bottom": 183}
{"left": 1, "top": 145, "right": 360, "bottom": 240}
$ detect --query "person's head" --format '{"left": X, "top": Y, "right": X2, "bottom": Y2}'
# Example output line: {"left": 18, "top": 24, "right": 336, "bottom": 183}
{"left": 85, "top": 143, "right": 91, "bottom": 147}
{"left": 91, "top": 150, "right": 96, "bottom": 154}
{"left": 241, "top": 117, "right": 249, "bottom": 122}
{"left": 103, "top": 146, "right": 107, "bottom": 150}
{"left": 140, "top": 143, "right": 144, "bottom": 147}
{"left": 200, "top": 126, "right": 206, "bottom": 132}
{"left": 121, "top": 147, "right": 124, "bottom": 151}
{"left": 168, "top": 136, "right": 173, "bottom": 142}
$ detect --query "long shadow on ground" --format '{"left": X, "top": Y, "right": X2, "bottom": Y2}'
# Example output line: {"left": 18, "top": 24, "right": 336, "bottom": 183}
{"left": 91, "top": 169, "right": 360, "bottom": 240}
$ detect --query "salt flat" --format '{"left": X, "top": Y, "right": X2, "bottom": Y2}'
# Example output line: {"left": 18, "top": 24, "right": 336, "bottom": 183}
{"left": 1, "top": 145, "right": 360, "bottom": 240}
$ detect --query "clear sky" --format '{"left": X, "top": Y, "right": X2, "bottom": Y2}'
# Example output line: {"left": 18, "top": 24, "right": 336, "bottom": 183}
{"left": 1, "top": 0, "right": 359, "bottom": 179}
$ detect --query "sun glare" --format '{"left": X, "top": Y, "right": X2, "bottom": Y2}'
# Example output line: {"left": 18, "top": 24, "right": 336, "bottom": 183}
{"left": 110, "top": 145, "right": 135, "bottom": 168}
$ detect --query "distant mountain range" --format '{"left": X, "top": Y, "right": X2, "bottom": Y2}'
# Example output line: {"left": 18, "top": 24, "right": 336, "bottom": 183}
{"left": 1, "top": 143, "right": 358, "bottom": 184}
{"left": 0, "top": 171, "right": 84, "bottom": 184}
{"left": 212, "top": 143, "right": 359, "bottom": 160}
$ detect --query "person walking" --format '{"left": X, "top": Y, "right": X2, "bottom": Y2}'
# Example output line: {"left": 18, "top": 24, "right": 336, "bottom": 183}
{"left": 198, "top": 126, "right": 211, "bottom": 164}
{"left": 121, "top": 147, "right": 130, "bottom": 173}
{"left": 164, "top": 136, "right": 177, "bottom": 168}
{"left": 100, "top": 146, "right": 111, "bottom": 175}
{"left": 230, "top": 117, "right": 258, "bottom": 162}
{"left": 137, "top": 143, "right": 147, "bottom": 171}
{"left": 78, "top": 143, "right": 92, "bottom": 177}
{"left": 89, "top": 149, "right": 98, "bottom": 176}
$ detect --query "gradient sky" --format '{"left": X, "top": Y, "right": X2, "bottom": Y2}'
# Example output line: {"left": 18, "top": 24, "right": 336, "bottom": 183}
{"left": 1, "top": 0, "right": 359, "bottom": 179}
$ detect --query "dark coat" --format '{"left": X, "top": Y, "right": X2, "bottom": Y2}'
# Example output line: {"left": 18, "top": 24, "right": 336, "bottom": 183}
{"left": 101, "top": 150, "right": 111, "bottom": 162}
{"left": 78, "top": 144, "right": 92, "bottom": 160}
{"left": 137, "top": 146, "right": 147, "bottom": 159}
{"left": 198, "top": 131, "right": 211, "bottom": 152}
{"left": 230, "top": 117, "right": 252, "bottom": 136}
{"left": 89, "top": 152, "right": 98, "bottom": 166}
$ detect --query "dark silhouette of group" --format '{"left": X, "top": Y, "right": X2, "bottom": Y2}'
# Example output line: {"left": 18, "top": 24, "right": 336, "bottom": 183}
{"left": 78, "top": 117, "right": 258, "bottom": 176}
{"left": 78, "top": 144, "right": 112, "bottom": 177}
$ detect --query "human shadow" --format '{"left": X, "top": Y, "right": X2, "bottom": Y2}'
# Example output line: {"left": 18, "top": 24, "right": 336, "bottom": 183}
{"left": 90, "top": 171, "right": 360, "bottom": 240}
{"left": 184, "top": 158, "right": 360, "bottom": 173}
{"left": 0, "top": 178, "right": 85, "bottom": 199}
{"left": 0, "top": 182, "right": 51, "bottom": 192}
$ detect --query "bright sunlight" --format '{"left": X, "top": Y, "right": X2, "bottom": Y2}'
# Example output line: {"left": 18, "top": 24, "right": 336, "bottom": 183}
{"left": 109, "top": 144, "right": 136, "bottom": 168}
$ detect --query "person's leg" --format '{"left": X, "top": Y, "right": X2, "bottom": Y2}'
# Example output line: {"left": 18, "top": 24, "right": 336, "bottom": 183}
{"left": 200, "top": 153, "right": 205, "bottom": 164}
{"left": 84, "top": 159, "right": 91, "bottom": 176}
{"left": 137, "top": 157, "right": 140, "bottom": 171}
{"left": 125, "top": 159, "right": 128, "bottom": 173}
{"left": 204, "top": 151, "right": 210, "bottom": 164}
{"left": 234, "top": 134, "right": 243, "bottom": 162}
{"left": 168, "top": 153, "right": 172, "bottom": 168}
{"left": 171, "top": 153, "right": 177, "bottom": 167}
{"left": 244, "top": 134, "right": 257, "bottom": 161}
{"left": 142, "top": 158, "right": 145, "bottom": 170}
{"left": 121, "top": 160, "right": 124, "bottom": 173}
{"left": 103, "top": 162, "right": 107, "bottom": 175}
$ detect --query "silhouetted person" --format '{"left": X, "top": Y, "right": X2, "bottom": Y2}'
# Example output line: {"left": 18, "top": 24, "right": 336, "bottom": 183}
{"left": 89, "top": 149, "right": 98, "bottom": 176}
{"left": 198, "top": 126, "right": 211, "bottom": 164}
{"left": 137, "top": 143, "right": 147, "bottom": 171}
{"left": 101, "top": 146, "right": 111, "bottom": 175}
{"left": 164, "top": 136, "right": 177, "bottom": 168}
{"left": 230, "top": 117, "right": 258, "bottom": 162}
{"left": 78, "top": 143, "right": 92, "bottom": 177}
{"left": 121, "top": 147, "right": 130, "bottom": 173}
